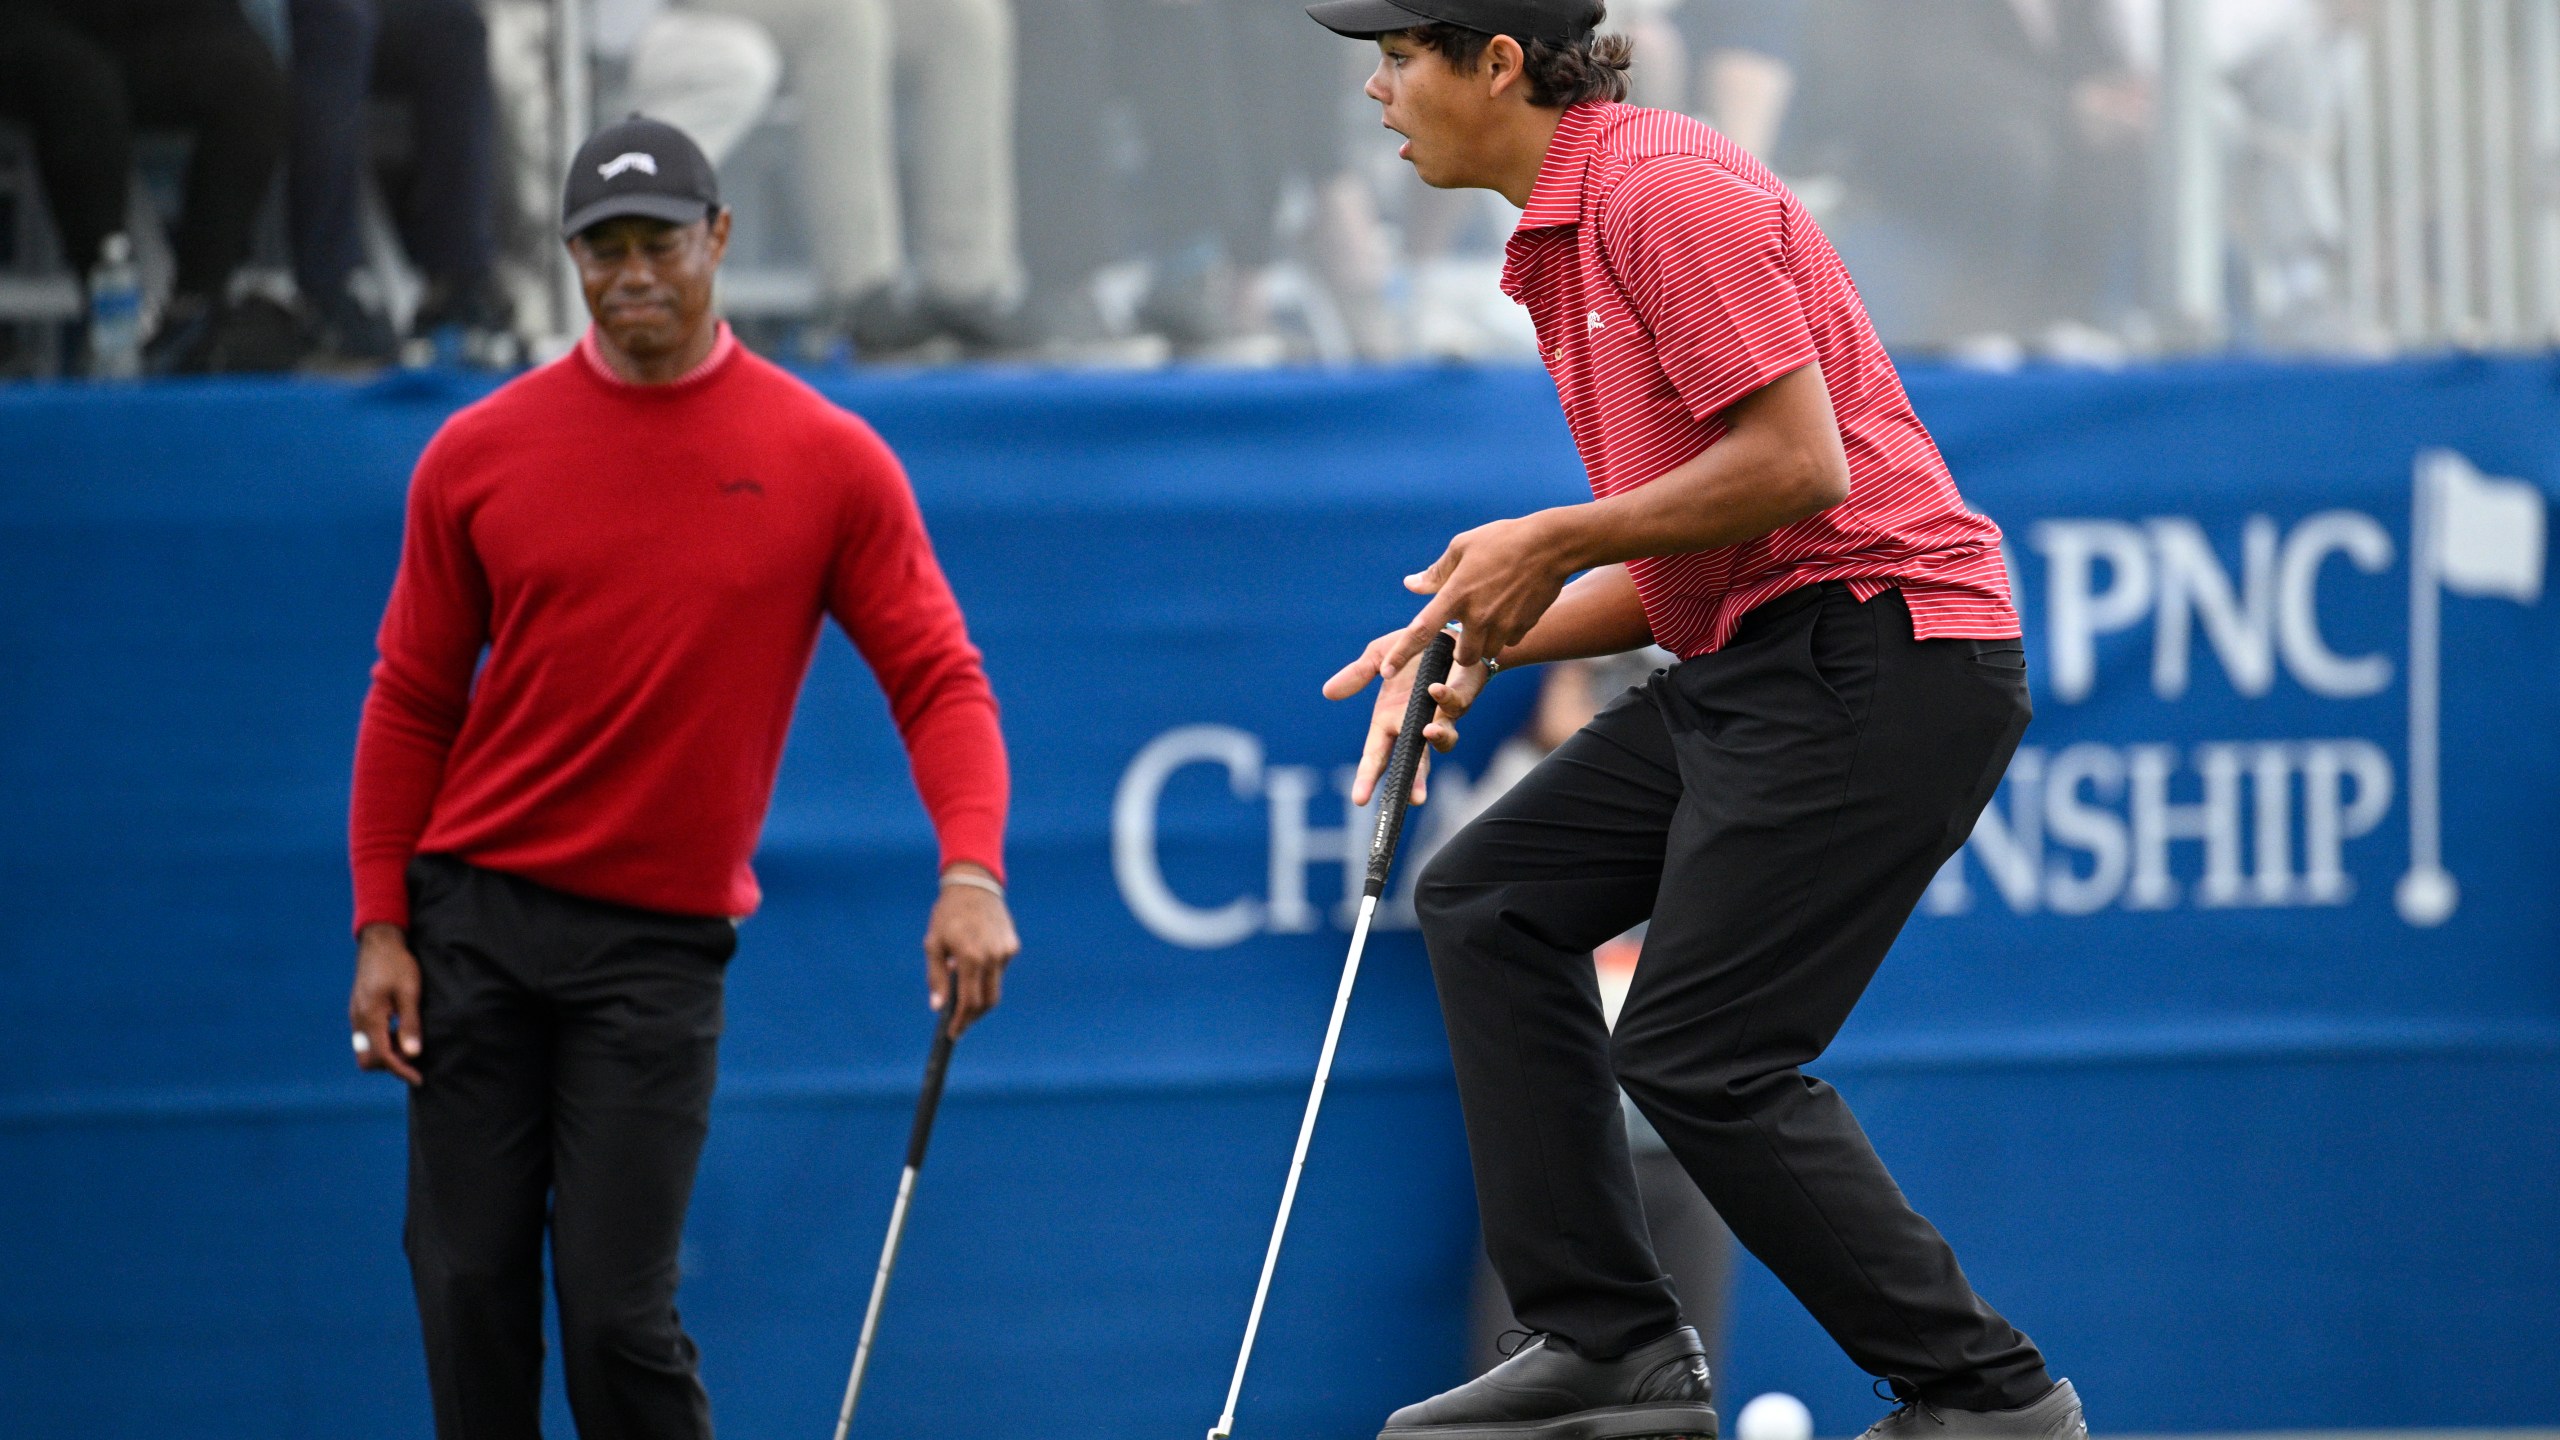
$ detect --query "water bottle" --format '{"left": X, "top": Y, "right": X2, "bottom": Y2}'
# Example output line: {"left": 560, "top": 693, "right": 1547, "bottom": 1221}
{"left": 87, "top": 233, "right": 143, "bottom": 380}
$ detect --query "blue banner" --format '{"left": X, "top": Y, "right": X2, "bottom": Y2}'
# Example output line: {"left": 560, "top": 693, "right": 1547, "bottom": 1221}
{"left": 0, "top": 357, "right": 2553, "bottom": 1438}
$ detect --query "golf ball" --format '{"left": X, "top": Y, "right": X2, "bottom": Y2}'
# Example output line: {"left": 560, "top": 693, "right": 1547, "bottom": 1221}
{"left": 1736, "top": 1392, "right": 1815, "bottom": 1440}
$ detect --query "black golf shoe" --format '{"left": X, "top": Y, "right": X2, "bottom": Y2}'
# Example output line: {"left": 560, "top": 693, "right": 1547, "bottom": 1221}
{"left": 1855, "top": 1377, "right": 2087, "bottom": 1440}
{"left": 1378, "top": 1326, "right": 1718, "bottom": 1440}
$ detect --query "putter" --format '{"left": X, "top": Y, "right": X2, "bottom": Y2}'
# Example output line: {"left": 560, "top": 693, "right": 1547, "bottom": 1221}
{"left": 1208, "top": 629, "right": 1459, "bottom": 1440}
{"left": 830, "top": 1005, "right": 960, "bottom": 1440}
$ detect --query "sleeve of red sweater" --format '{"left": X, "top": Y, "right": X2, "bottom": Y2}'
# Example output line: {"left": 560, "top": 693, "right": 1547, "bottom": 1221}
{"left": 348, "top": 427, "right": 491, "bottom": 931}
{"left": 825, "top": 419, "right": 1010, "bottom": 882}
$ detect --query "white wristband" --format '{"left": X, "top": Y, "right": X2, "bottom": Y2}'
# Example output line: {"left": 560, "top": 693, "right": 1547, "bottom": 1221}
{"left": 941, "top": 870, "right": 1005, "bottom": 900}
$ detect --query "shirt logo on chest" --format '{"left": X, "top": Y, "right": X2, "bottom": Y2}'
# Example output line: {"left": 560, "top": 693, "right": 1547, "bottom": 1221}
{"left": 1552, "top": 310, "right": 1607, "bottom": 360}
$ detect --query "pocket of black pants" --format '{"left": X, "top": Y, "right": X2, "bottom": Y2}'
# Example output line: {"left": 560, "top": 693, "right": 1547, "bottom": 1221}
{"left": 1960, "top": 640, "right": 2032, "bottom": 724}
{"left": 1806, "top": 587, "right": 1880, "bottom": 729}
{"left": 1968, "top": 641, "right": 2027, "bottom": 672}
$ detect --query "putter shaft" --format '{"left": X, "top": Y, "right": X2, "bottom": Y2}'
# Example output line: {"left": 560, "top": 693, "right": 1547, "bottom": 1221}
{"left": 1209, "top": 631, "right": 1453, "bottom": 1440}
{"left": 1209, "top": 890, "right": 1382, "bottom": 1440}
{"left": 833, "top": 1165, "right": 918, "bottom": 1440}
{"left": 832, "top": 1016, "right": 958, "bottom": 1440}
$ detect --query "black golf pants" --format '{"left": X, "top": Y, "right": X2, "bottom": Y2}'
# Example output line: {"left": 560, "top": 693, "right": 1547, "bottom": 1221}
{"left": 403, "top": 855, "right": 735, "bottom": 1440}
{"left": 1415, "top": 584, "right": 2051, "bottom": 1410}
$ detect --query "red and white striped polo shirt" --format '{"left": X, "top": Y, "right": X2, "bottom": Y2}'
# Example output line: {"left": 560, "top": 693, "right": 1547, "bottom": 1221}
{"left": 1501, "top": 101, "right": 2018, "bottom": 658}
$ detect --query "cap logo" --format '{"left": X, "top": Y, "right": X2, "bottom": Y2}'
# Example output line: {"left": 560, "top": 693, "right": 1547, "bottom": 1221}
{"left": 599, "top": 152, "right": 659, "bottom": 180}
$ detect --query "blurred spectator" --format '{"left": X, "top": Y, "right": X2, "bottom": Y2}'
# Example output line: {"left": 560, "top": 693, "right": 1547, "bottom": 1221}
{"left": 1218, "top": 0, "right": 1399, "bottom": 363}
{"left": 1791, "top": 0, "right": 2147, "bottom": 351}
{"left": 1605, "top": 0, "right": 1687, "bottom": 111}
{"left": 1674, "top": 0, "right": 1804, "bottom": 159}
{"left": 600, "top": 0, "right": 777, "bottom": 161}
{"left": 618, "top": 0, "right": 1026, "bottom": 356}
{"left": 0, "top": 0, "right": 289, "bottom": 372}
{"left": 2217, "top": 0, "right": 2352, "bottom": 348}
{"left": 2113, "top": 0, "right": 2355, "bottom": 349}
{"left": 1108, "top": 0, "right": 1326, "bottom": 359}
{"left": 287, "top": 0, "right": 509, "bottom": 366}
{"left": 1015, "top": 0, "right": 1270, "bottom": 360}
{"left": 1011, "top": 0, "right": 1391, "bottom": 364}
{"left": 1010, "top": 0, "right": 1133, "bottom": 355}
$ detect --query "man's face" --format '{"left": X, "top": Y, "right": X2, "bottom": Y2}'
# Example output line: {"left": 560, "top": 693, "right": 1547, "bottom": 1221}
{"left": 568, "top": 211, "right": 731, "bottom": 355}
{"left": 1366, "top": 33, "right": 1496, "bottom": 189}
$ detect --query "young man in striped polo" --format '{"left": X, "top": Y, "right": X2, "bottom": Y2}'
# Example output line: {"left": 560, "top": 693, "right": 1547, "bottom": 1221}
{"left": 1312, "top": 4, "right": 2086, "bottom": 1439}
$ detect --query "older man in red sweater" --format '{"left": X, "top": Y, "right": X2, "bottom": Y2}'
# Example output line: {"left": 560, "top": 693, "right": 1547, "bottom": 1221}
{"left": 345, "top": 116, "right": 1017, "bottom": 1440}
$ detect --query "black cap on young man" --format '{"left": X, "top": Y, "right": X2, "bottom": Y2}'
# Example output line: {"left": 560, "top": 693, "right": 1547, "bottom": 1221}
{"left": 560, "top": 115, "right": 722, "bottom": 238}
{"left": 1305, "top": 0, "right": 1599, "bottom": 42}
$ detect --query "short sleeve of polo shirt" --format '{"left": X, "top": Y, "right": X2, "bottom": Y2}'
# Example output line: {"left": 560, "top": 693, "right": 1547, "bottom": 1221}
{"left": 1598, "top": 155, "right": 1818, "bottom": 422}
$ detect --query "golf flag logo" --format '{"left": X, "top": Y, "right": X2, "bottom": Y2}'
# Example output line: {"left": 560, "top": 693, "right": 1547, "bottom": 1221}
{"left": 2397, "top": 449, "right": 2547, "bottom": 926}
{"left": 2421, "top": 449, "right": 2545, "bottom": 601}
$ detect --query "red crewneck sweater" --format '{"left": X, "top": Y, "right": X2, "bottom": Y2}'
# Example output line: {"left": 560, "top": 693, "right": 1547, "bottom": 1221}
{"left": 349, "top": 326, "right": 1007, "bottom": 929}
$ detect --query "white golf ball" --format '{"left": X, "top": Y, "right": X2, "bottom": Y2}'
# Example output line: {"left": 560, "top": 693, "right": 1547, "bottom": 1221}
{"left": 1736, "top": 1392, "right": 1815, "bottom": 1440}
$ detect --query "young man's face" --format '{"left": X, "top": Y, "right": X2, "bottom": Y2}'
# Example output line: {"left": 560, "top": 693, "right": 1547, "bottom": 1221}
{"left": 568, "top": 211, "right": 731, "bottom": 357}
{"left": 1366, "top": 32, "right": 1502, "bottom": 189}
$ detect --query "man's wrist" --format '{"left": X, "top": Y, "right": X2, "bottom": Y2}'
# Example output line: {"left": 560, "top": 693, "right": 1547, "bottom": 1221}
{"left": 1531, "top": 503, "right": 1606, "bottom": 574}
{"left": 940, "top": 864, "right": 1004, "bottom": 900}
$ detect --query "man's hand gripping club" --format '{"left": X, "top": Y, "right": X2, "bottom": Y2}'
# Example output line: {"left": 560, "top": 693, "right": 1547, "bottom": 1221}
{"left": 1323, "top": 364, "right": 1857, "bottom": 805}
{"left": 924, "top": 862, "right": 1020, "bottom": 1037}
{"left": 1324, "top": 513, "right": 1575, "bottom": 808}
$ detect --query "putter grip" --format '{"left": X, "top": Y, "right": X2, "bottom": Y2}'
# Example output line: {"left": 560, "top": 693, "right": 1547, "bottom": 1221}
{"left": 905, "top": 1020, "right": 957, "bottom": 1170}
{"left": 1364, "top": 630, "right": 1458, "bottom": 899}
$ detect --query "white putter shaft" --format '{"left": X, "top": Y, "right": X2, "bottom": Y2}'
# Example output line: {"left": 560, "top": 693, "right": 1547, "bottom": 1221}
{"left": 829, "top": 1004, "right": 958, "bottom": 1440}
{"left": 832, "top": 1163, "right": 920, "bottom": 1440}
{"left": 1209, "top": 890, "right": 1383, "bottom": 1440}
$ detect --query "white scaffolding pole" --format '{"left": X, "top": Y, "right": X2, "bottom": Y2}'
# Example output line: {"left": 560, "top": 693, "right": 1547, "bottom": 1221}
{"left": 2525, "top": 0, "right": 2560, "bottom": 341}
{"left": 2156, "top": 0, "right": 2224, "bottom": 347}
{"left": 2342, "top": 30, "right": 2387, "bottom": 347}
{"left": 551, "top": 0, "right": 590, "bottom": 340}
{"left": 2431, "top": 0, "right": 2478, "bottom": 343}
{"left": 2478, "top": 0, "right": 2523, "bottom": 343}
{"left": 2386, "top": 0, "right": 2433, "bottom": 344}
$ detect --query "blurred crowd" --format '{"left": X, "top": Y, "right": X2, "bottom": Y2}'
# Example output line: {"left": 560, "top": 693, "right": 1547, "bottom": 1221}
{"left": 0, "top": 0, "right": 2414, "bottom": 377}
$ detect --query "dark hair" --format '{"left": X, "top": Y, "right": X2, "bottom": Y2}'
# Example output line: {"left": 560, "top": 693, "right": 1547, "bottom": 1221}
{"left": 1403, "top": 7, "right": 1633, "bottom": 108}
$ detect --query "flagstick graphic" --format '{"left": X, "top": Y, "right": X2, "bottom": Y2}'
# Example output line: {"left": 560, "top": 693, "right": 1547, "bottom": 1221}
{"left": 2397, "top": 449, "right": 2547, "bottom": 927}
{"left": 2397, "top": 455, "right": 2457, "bottom": 927}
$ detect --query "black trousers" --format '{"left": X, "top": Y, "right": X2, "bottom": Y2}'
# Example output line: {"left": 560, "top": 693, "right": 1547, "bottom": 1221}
{"left": 404, "top": 855, "right": 736, "bottom": 1440}
{"left": 1415, "top": 584, "right": 2051, "bottom": 1410}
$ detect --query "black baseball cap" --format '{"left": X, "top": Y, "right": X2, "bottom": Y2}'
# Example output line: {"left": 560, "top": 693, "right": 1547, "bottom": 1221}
{"left": 560, "top": 115, "right": 721, "bottom": 239}
{"left": 1305, "top": 0, "right": 1599, "bottom": 43}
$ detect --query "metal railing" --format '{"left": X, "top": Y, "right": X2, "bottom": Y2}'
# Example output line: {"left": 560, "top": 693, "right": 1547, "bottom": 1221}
{"left": 2161, "top": 0, "right": 2560, "bottom": 353}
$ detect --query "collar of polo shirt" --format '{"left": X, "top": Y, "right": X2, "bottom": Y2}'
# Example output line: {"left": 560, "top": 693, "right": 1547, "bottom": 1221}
{"left": 1513, "top": 100, "right": 1609, "bottom": 233}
